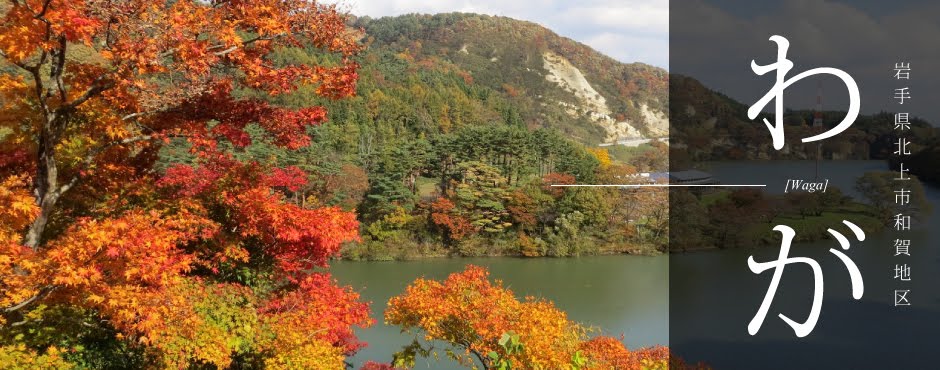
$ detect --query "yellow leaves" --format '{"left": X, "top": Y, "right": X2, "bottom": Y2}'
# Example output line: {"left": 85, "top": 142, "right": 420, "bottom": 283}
{"left": 0, "top": 344, "right": 75, "bottom": 370}
{"left": 67, "top": 99, "right": 127, "bottom": 141}
{"left": 586, "top": 147, "right": 612, "bottom": 170}
{"left": 0, "top": 207, "right": 221, "bottom": 339}
{"left": 0, "top": 175, "right": 38, "bottom": 244}
{"left": 0, "top": 177, "right": 44, "bottom": 311}
{"left": 198, "top": 239, "right": 251, "bottom": 270}
{"left": 262, "top": 339, "right": 346, "bottom": 370}
{"left": 0, "top": 6, "right": 45, "bottom": 63}
{"left": 580, "top": 338, "right": 674, "bottom": 370}
{"left": 122, "top": 267, "right": 139, "bottom": 280}
{"left": 43, "top": 209, "right": 215, "bottom": 288}
{"left": 93, "top": 278, "right": 254, "bottom": 368}
{"left": 100, "top": 117, "right": 129, "bottom": 141}
{"left": 102, "top": 278, "right": 366, "bottom": 370}
{"left": 0, "top": 74, "right": 27, "bottom": 98}
{"left": 224, "top": 243, "right": 250, "bottom": 263}
{"left": 62, "top": 277, "right": 355, "bottom": 370}
{"left": 386, "top": 265, "right": 586, "bottom": 368}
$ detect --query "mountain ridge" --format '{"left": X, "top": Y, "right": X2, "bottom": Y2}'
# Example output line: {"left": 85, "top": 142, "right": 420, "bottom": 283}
{"left": 349, "top": 12, "right": 668, "bottom": 144}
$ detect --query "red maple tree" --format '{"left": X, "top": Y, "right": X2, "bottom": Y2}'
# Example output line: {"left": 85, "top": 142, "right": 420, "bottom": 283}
{"left": 0, "top": 0, "right": 369, "bottom": 367}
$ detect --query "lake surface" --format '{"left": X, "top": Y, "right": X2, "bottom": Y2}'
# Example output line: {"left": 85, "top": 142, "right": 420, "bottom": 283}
{"left": 332, "top": 255, "right": 669, "bottom": 368}
{"left": 332, "top": 160, "right": 938, "bottom": 369}
{"left": 672, "top": 160, "right": 940, "bottom": 369}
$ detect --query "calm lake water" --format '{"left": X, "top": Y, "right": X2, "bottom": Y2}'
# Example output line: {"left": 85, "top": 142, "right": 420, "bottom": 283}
{"left": 332, "top": 160, "right": 939, "bottom": 369}
{"left": 672, "top": 160, "right": 940, "bottom": 369}
{"left": 332, "top": 255, "right": 669, "bottom": 368}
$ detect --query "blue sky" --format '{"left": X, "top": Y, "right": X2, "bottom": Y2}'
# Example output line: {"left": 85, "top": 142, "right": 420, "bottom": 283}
{"left": 326, "top": 0, "right": 669, "bottom": 69}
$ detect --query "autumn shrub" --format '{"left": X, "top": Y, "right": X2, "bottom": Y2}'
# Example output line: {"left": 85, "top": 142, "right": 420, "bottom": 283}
{"left": 489, "top": 235, "right": 526, "bottom": 256}
{"left": 455, "top": 236, "right": 492, "bottom": 257}
{"left": 385, "top": 265, "right": 683, "bottom": 370}
{"left": 518, "top": 233, "right": 547, "bottom": 257}
{"left": 386, "top": 265, "right": 585, "bottom": 369}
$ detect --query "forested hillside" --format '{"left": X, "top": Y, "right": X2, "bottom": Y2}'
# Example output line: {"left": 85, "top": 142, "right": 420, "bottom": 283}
{"left": 152, "top": 12, "right": 927, "bottom": 260}
{"left": 669, "top": 75, "right": 937, "bottom": 164}
{"left": 160, "top": 12, "right": 672, "bottom": 260}
{"left": 355, "top": 13, "right": 669, "bottom": 144}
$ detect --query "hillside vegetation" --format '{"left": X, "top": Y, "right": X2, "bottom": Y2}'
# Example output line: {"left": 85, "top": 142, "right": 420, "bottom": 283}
{"left": 158, "top": 12, "right": 673, "bottom": 260}
{"left": 355, "top": 13, "right": 669, "bottom": 144}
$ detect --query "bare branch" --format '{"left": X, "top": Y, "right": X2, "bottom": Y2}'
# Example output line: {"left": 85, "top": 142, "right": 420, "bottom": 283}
{"left": 210, "top": 34, "right": 285, "bottom": 56}
{"left": 57, "top": 133, "right": 187, "bottom": 195}
{"left": 51, "top": 36, "right": 67, "bottom": 103}
{"left": 0, "top": 49, "right": 34, "bottom": 71}
{"left": 34, "top": 0, "right": 53, "bottom": 19}
{"left": 121, "top": 107, "right": 172, "bottom": 122}
{"left": 56, "top": 76, "right": 115, "bottom": 114}
{"left": 2, "top": 285, "right": 54, "bottom": 314}
{"left": 26, "top": 68, "right": 48, "bottom": 111}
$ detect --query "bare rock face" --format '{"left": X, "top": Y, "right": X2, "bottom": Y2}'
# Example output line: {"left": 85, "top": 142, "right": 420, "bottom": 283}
{"left": 543, "top": 51, "right": 611, "bottom": 116}
{"left": 355, "top": 13, "right": 669, "bottom": 145}
{"left": 543, "top": 51, "right": 665, "bottom": 142}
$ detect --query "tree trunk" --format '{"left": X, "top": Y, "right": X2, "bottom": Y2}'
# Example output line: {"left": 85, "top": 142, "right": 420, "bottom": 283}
{"left": 24, "top": 115, "right": 61, "bottom": 250}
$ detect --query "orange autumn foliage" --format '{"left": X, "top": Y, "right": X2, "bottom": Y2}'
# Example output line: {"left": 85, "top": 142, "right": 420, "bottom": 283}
{"left": 386, "top": 265, "right": 690, "bottom": 370}
{"left": 541, "top": 172, "right": 576, "bottom": 198}
{"left": 0, "top": 0, "right": 369, "bottom": 367}
{"left": 386, "top": 265, "right": 584, "bottom": 369}
{"left": 580, "top": 336, "right": 675, "bottom": 370}
{"left": 256, "top": 274, "right": 372, "bottom": 370}
{"left": 430, "top": 196, "right": 477, "bottom": 242}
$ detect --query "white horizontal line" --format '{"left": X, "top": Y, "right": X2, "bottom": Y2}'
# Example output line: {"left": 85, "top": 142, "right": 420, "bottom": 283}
{"left": 550, "top": 184, "right": 767, "bottom": 188}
